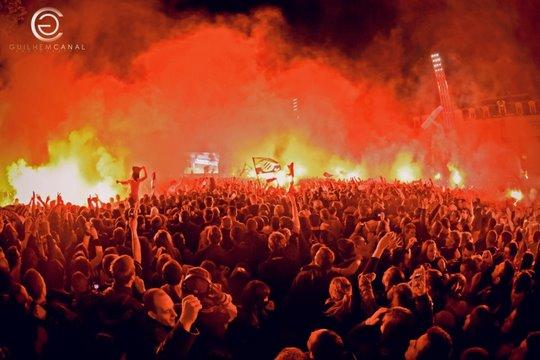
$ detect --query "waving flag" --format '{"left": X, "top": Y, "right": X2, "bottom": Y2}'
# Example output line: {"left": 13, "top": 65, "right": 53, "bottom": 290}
{"left": 323, "top": 171, "right": 334, "bottom": 178}
{"left": 252, "top": 157, "right": 282, "bottom": 175}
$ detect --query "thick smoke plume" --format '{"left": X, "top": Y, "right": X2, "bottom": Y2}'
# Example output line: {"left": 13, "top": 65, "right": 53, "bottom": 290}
{"left": 0, "top": 0, "right": 538, "bottom": 202}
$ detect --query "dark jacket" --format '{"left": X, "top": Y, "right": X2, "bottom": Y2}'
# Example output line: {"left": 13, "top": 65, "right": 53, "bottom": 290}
{"left": 130, "top": 315, "right": 198, "bottom": 359}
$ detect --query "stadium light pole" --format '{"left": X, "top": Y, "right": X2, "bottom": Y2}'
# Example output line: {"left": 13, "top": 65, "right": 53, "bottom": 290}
{"left": 431, "top": 53, "right": 454, "bottom": 128}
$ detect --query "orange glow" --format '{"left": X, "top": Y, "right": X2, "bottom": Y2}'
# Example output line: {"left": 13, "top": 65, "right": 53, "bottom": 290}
{"left": 0, "top": 4, "right": 533, "bottom": 197}
{"left": 396, "top": 166, "right": 415, "bottom": 182}
{"left": 6, "top": 128, "right": 125, "bottom": 205}
{"left": 8, "top": 160, "right": 118, "bottom": 204}
{"left": 448, "top": 164, "right": 464, "bottom": 188}
{"left": 392, "top": 152, "right": 422, "bottom": 183}
{"left": 241, "top": 132, "right": 365, "bottom": 183}
{"left": 507, "top": 189, "right": 524, "bottom": 202}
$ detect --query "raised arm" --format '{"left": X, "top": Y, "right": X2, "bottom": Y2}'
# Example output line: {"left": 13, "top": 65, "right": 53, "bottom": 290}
{"left": 139, "top": 166, "right": 148, "bottom": 182}
{"left": 27, "top": 191, "right": 35, "bottom": 207}
{"left": 287, "top": 190, "right": 301, "bottom": 234}
{"left": 333, "top": 258, "right": 361, "bottom": 276}
{"left": 92, "top": 194, "right": 102, "bottom": 216}
{"left": 87, "top": 195, "right": 94, "bottom": 210}
{"left": 129, "top": 202, "right": 142, "bottom": 264}
{"left": 36, "top": 194, "right": 49, "bottom": 210}
{"left": 86, "top": 222, "right": 103, "bottom": 271}
{"left": 21, "top": 216, "right": 36, "bottom": 251}
{"left": 362, "top": 231, "right": 397, "bottom": 274}
{"left": 89, "top": 223, "right": 103, "bottom": 269}
{"left": 371, "top": 231, "right": 397, "bottom": 259}
{"left": 468, "top": 198, "right": 475, "bottom": 224}
{"left": 156, "top": 295, "right": 201, "bottom": 359}
{"left": 116, "top": 179, "right": 131, "bottom": 185}
{"left": 505, "top": 207, "right": 515, "bottom": 232}
{"left": 56, "top": 193, "right": 64, "bottom": 206}
{"left": 357, "top": 273, "right": 378, "bottom": 317}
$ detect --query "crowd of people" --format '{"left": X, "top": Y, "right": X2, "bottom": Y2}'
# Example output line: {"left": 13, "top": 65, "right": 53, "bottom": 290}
{"left": 0, "top": 174, "right": 539, "bottom": 359}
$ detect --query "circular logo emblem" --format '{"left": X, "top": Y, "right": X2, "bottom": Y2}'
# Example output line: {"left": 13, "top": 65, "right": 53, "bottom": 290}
{"left": 30, "top": 7, "right": 63, "bottom": 42}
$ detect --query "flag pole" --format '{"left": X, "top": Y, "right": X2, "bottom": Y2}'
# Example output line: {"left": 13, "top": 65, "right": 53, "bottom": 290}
{"left": 238, "top": 163, "right": 247, "bottom": 178}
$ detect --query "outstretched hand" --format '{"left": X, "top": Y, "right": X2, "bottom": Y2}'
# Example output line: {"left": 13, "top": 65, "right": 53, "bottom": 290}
{"left": 372, "top": 231, "right": 397, "bottom": 258}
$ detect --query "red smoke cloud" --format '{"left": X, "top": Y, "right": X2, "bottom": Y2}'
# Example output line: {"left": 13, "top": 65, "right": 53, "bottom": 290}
{"left": 0, "top": 0, "right": 537, "bottom": 196}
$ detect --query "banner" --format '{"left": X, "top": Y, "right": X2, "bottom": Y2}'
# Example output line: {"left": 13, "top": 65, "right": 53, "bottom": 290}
{"left": 252, "top": 157, "right": 282, "bottom": 174}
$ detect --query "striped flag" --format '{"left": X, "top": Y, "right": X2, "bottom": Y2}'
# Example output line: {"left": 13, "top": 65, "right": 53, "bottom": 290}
{"left": 252, "top": 157, "right": 282, "bottom": 175}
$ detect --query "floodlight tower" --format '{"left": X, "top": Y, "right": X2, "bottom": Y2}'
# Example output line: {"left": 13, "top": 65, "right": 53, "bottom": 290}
{"left": 431, "top": 53, "right": 454, "bottom": 128}
{"left": 292, "top": 97, "right": 300, "bottom": 120}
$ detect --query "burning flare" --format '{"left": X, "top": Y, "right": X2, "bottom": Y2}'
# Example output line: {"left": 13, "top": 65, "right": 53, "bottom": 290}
{"left": 241, "top": 133, "right": 366, "bottom": 182}
{"left": 392, "top": 152, "right": 422, "bottom": 183}
{"left": 507, "top": 189, "right": 524, "bottom": 202}
{"left": 448, "top": 164, "right": 464, "bottom": 188}
{"left": 5, "top": 128, "right": 126, "bottom": 205}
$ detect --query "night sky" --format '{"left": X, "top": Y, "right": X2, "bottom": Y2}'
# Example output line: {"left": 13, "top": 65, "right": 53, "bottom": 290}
{"left": 2, "top": 0, "right": 539, "bottom": 95}
{"left": 160, "top": 0, "right": 540, "bottom": 71}
{"left": 162, "top": 0, "right": 398, "bottom": 58}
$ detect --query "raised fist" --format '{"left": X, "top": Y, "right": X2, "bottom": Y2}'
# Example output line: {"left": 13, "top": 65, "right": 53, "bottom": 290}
{"left": 179, "top": 294, "right": 202, "bottom": 332}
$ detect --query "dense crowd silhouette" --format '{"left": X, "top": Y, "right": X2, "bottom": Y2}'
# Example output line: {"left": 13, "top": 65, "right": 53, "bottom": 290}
{"left": 1, "top": 176, "right": 539, "bottom": 359}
